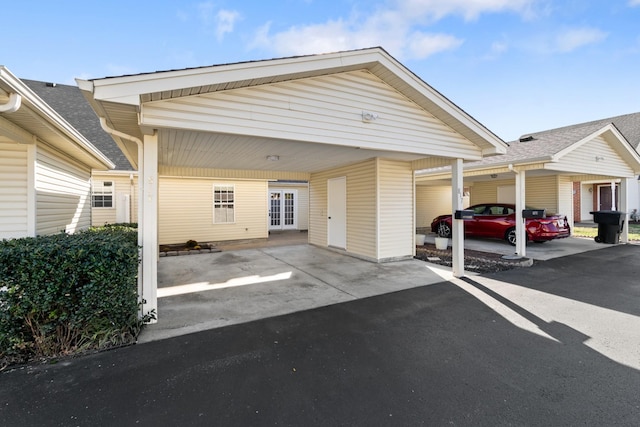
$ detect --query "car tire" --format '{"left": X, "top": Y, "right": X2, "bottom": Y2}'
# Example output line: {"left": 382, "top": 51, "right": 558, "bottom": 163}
{"left": 437, "top": 222, "right": 452, "bottom": 238}
{"left": 506, "top": 228, "right": 517, "bottom": 246}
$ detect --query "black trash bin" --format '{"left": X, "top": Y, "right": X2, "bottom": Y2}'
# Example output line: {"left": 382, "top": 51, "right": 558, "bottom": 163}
{"left": 590, "top": 210, "right": 625, "bottom": 244}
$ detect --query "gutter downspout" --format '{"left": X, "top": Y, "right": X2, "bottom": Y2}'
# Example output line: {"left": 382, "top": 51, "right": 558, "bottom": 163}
{"left": 99, "top": 117, "right": 146, "bottom": 317}
{"left": 0, "top": 93, "right": 22, "bottom": 113}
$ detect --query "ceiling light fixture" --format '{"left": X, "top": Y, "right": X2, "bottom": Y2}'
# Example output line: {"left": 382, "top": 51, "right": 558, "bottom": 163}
{"left": 266, "top": 155, "right": 280, "bottom": 161}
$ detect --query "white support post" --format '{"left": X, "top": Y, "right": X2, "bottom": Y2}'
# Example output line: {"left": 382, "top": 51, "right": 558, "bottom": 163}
{"left": 141, "top": 132, "right": 158, "bottom": 322}
{"left": 514, "top": 167, "right": 526, "bottom": 257}
{"left": 136, "top": 148, "right": 144, "bottom": 317}
{"left": 451, "top": 158, "right": 465, "bottom": 277}
{"left": 611, "top": 181, "right": 617, "bottom": 211}
{"left": 620, "top": 178, "right": 629, "bottom": 243}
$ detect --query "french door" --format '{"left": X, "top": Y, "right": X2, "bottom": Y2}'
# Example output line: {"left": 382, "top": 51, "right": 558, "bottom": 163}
{"left": 269, "top": 190, "right": 297, "bottom": 230}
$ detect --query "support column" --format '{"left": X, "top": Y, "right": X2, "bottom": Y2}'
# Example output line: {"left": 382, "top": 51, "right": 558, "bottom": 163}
{"left": 620, "top": 178, "right": 629, "bottom": 243}
{"left": 611, "top": 181, "right": 617, "bottom": 210}
{"left": 514, "top": 167, "right": 526, "bottom": 257}
{"left": 451, "top": 158, "right": 465, "bottom": 277}
{"left": 141, "top": 132, "right": 158, "bottom": 322}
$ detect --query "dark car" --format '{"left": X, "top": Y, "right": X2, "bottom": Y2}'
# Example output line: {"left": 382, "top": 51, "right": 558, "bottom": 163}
{"left": 430, "top": 203, "right": 571, "bottom": 245}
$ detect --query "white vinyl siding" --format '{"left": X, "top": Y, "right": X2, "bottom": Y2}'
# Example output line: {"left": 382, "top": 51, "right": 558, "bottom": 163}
{"left": 159, "top": 165, "right": 310, "bottom": 182}
{"left": 159, "top": 177, "right": 268, "bottom": 244}
{"left": 35, "top": 146, "right": 92, "bottom": 235}
{"left": 552, "top": 136, "right": 635, "bottom": 177}
{"left": 144, "top": 70, "right": 482, "bottom": 160}
{"left": 0, "top": 142, "right": 29, "bottom": 239}
{"left": 470, "top": 179, "right": 512, "bottom": 205}
{"left": 525, "top": 176, "right": 559, "bottom": 213}
{"left": 377, "top": 160, "right": 414, "bottom": 260}
{"left": 310, "top": 159, "right": 377, "bottom": 260}
{"left": 91, "top": 173, "right": 139, "bottom": 226}
{"left": 470, "top": 176, "right": 567, "bottom": 215}
{"left": 416, "top": 185, "right": 452, "bottom": 229}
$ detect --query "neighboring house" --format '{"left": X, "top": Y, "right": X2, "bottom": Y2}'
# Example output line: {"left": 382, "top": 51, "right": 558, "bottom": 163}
{"left": 23, "top": 80, "right": 313, "bottom": 234}
{"left": 0, "top": 66, "right": 114, "bottom": 240}
{"left": 22, "top": 79, "right": 139, "bottom": 227}
{"left": 77, "top": 47, "right": 508, "bottom": 318}
{"left": 416, "top": 112, "right": 640, "bottom": 249}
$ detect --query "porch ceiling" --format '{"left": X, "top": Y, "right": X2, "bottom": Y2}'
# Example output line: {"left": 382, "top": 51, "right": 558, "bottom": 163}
{"left": 159, "top": 128, "right": 429, "bottom": 172}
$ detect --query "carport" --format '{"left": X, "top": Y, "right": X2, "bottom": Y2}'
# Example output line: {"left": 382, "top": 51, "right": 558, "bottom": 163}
{"left": 417, "top": 122, "right": 640, "bottom": 256}
{"left": 77, "top": 47, "right": 508, "bottom": 321}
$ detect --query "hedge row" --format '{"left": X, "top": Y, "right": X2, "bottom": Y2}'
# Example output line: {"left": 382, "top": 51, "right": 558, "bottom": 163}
{"left": 0, "top": 225, "right": 147, "bottom": 368}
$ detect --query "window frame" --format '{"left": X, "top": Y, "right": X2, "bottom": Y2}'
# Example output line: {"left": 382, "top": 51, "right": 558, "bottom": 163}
{"left": 213, "top": 184, "right": 235, "bottom": 224}
{"left": 91, "top": 180, "right": 114, "bottom": 209}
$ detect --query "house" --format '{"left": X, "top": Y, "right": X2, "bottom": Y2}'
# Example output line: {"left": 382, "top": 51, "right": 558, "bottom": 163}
{"left": 416, "top": 112, "right": 640, "bottom": 255}
{"left": 21, "top": 79, "right": 139, "bottom": 227}
{"left": 76, "top": 47, "right": 508, "bottom": 319}
{"left": 23, "top": 80, "right": 314, "bottom": 234}
{"left": 0, "top": 66, "right": 114, "bottom": 240}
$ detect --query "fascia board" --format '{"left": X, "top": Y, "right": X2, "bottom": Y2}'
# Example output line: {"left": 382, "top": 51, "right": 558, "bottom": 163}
{"left": 83, "top": 50, "right": 378, "bottom": 104}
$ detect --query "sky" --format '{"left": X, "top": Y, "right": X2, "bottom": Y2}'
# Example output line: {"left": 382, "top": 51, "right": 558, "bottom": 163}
{"left": 3, "top": 0, "right": 640, "bottom": 142}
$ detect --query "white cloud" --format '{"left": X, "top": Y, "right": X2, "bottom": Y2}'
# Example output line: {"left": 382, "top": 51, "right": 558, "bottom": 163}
{"left": 197, "top": 2, "right": 240, "bottom": 41}
{"left": 629, "top": 0, "right": 640, "bottom": 6}
{"left": 554, "top": 27, "right": 608, "bottom": 53}
{"left": 397, "top": 0, "right": 538, "bottom": 21}
{"left": 216, "top": 10, "right": 240, "bottom": 41}
{"left": 248, "top": 0, "right": 540, "bottom": 59}
{"left": 407, "top": 32, "right": 464, "bottom": 58}
{"left": 197, "top": 2, "right": 215, "bottom": 25}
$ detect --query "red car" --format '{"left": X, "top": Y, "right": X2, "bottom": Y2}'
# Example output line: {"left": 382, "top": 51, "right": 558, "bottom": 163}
{"left": 430, "top": 203, "right": 571, "bottom": 245}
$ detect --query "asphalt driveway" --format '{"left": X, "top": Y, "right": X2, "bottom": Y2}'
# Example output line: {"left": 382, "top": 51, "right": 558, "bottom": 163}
{"left": 1, "top": 245, "right": 639, "bottom": 426}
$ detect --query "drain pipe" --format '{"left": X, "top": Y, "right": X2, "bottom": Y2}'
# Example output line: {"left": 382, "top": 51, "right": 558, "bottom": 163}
{"left": 99, "top": 117, "right": 146, "bottom": 311}
{"left": 0, "top": 93, "right": 22, "bottom": 113}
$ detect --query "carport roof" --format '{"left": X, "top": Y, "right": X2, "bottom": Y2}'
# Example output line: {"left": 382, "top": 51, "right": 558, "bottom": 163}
{"left": 417, "top": 112, "right": 640, "bottom": 178}
{"left": 77, "top": 47, "right": 508, "bottom": 171}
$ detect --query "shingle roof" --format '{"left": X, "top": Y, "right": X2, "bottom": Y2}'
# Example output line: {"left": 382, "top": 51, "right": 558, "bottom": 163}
{"left": 22, "top": 79, "right": 133, "bottom": 171}
{"left": 468, "top": 111, "right": 640, "bottom": 168}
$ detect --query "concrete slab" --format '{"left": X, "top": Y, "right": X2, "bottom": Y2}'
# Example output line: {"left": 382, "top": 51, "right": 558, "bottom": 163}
{"left": 140, "top": 245, "right": 448, "bottom": 343}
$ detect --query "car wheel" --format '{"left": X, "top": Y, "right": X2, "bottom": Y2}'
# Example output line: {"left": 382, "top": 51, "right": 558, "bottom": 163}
{"left": 437, "top": 222, "right": 452, "bottom": 238}
{"left": 506, "top": 228, "right": 517, "bottom": 246}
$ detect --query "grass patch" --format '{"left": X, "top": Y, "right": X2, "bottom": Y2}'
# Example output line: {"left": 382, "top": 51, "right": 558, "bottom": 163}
{"left": 573, "top": 223, "right": 640, "bottom": 241}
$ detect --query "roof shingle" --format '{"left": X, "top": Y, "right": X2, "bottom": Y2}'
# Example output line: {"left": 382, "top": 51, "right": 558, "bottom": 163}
{"left": 22, "top": 79, "right": 133, "bottom": 171}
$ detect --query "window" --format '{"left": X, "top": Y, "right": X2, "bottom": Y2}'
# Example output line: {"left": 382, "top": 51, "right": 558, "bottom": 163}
{"left": 213, "top": 184, "right": 235, "bottom": 223}
{"left": 92, "top": 181, "right": 114, "bottom": 208}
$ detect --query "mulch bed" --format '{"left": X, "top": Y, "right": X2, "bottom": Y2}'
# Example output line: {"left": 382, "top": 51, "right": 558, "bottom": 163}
{"left": 159, "top": 242, "right": 221, "bottom": 256}
{"left": 415, "top": 243, "right": 532, "bottom": 273}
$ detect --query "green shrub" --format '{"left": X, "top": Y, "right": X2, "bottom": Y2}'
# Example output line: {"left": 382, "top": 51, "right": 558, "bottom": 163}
{"left": 0, "top": 225, "right": 145, "bottom": 368}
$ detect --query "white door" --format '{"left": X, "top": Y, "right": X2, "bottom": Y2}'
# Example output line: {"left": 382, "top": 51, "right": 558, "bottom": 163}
{"left": 327, "top": 177, "right": 346, "bottom": 249}
{"left": 269, "top": 190, "right": 297, "bottom": 230}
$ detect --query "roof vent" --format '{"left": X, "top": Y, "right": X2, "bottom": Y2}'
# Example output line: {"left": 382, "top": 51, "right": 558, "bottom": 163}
{"left": 45, "top": 82, "right": 57, "bottom": 87}
{"left": 519, "top": 135, "right": 534, "bottom": 142}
